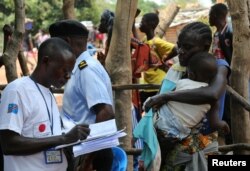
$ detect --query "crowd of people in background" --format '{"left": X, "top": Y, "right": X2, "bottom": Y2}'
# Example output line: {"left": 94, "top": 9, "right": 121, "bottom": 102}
{"left": 20, "top": 19, "right": 107, "bottom": 73}
{"left": 1, "top": 2, "right": 249, "bottom": 171}
{"left": 22, "top": 21, "right": 50, "bottom": 72}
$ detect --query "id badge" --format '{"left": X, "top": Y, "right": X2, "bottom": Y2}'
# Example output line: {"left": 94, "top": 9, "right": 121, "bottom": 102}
{"left": 44, "top": 149, "right": 63, "bottom": 164}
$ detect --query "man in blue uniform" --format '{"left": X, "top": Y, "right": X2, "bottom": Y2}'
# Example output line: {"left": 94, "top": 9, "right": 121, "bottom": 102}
{"left": 49, "top": 20, "right": 115, "bottom": 171}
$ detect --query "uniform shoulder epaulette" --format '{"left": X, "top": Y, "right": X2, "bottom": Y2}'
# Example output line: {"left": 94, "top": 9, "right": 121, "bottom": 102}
{"left": 78, "top": 60, "right": 88, "bottom": 70}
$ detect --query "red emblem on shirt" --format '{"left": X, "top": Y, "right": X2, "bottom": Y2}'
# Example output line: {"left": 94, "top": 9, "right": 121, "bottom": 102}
{"left": 38, "top": 124, "right": 46, "bottom": 132}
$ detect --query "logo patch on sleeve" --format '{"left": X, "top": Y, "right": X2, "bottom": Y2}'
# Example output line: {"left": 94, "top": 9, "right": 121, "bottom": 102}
{"left": 78, "top": 60, "right": 88, "bottom": 70}
{"left": 33, "top": 120, "right": 51, "bottom": 137}
{"left": 7, "top": 103, "right": 18, "bottom": 114}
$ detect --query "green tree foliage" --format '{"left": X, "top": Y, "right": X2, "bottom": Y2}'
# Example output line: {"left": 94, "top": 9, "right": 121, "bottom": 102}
{"left": 0, "top": 0, "right": 115, "bottom": 31}
{"left": 0, "top": 0, "right": 167, "bottom": 34}
{"left": 0, "top": 0, "right": 15, "bottom": 28}
{"left": 26, "top": 0, "right": 63, "bottom": 31}
{"left": 138, "top": 0, "right": 161, "bottom": 14}
{"left": 0, "top": 0, "right": 63, "bottom": 33}
{"left": 162, "top": 0, "right": 198, "bottom": 8}
{"left": 76, "top": 0, "right": 116, "bottom": 25}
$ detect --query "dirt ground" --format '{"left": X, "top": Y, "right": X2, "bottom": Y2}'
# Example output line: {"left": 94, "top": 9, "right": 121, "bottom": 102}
{"left": 0, "top": 54, "right": 37, "bottom": 85}
{"left": 0, "top": 66, "right": 7, "bottom": 85}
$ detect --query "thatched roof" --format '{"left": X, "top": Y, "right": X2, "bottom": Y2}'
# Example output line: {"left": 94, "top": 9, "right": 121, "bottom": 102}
{"left": 170, "top": 7, "right": 209, "bottom": 27}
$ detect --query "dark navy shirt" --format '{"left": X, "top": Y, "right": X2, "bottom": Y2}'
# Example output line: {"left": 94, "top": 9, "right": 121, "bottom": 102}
{"left": 201, "top": 59, "right": 231, "bottom": 134}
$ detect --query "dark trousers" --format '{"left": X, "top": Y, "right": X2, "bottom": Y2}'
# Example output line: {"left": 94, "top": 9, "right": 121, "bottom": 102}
{"left": 93, "top": 148, "right": 113, "bottom": 171}
{"left": 222, "top": 93, "right": 232, "bottom": 144}
{"left": 0, "top": 146, "right": 3, "bottom": 171}
{"left": 72, "top": 148, "right": 113, "bottom": 171}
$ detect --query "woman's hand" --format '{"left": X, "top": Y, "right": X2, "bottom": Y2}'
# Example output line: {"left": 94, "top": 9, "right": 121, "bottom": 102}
{"left": 143, "top": 94, "right": 167, "bottom": 112}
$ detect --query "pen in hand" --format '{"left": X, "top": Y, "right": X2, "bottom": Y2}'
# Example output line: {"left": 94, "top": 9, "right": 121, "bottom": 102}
{"left": 64, "top": 114, "right": 92, "bottom": 138}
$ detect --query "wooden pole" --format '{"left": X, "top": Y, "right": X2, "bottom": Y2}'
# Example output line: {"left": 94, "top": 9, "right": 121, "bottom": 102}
{"left": 62, "top": 0, "right": 75, "bottom": 19}
{"left": 227, "top": 0, "right": 250, "bottom": 154}
{"left": 105, "top": 0, "right": 138, "bottom": 170}
{"left": 217, "top": 0, "right": 225, "bottom": 3}
{"left": 18, "top": 51, "right": 30, "bottom": 76}
{"left": 155, "top": 2, "right": 180, "bottom": 38}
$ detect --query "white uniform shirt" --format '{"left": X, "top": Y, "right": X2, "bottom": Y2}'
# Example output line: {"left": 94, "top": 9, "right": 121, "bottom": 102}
{"left": 0, "top": 77, "right": 67, "bottom": 171}
{"left": 167, "top": 79, "right": 211, "bottom": 128}
{"left": 62, "top": 51, "right": 113, "bottom": 125}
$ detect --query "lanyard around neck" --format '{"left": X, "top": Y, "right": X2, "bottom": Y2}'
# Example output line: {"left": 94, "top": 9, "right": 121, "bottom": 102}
{"left": 30, "top": 78, "right": 54, "bottom": 134}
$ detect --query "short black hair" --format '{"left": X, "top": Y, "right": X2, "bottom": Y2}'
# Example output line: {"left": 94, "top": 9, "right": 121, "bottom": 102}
{"left": 188, "top": 52, "right": 217, "bottom": 82}
{"left": 100, "top": 9, "right": 115, "bottom": 46}
{"left": 38, "top": 37, "right": 73, "bottom": 64}
{"left": 101, "top": 9, "right": 115, "bottom": 28}
{"left": 179, "top": 22, "right": 212, "bottom": 51}
{"left": 143, "top": 13, "right": 159, "bottom": 29}
{"left": 210, "top": 3, "right": 228, "bottom": 17}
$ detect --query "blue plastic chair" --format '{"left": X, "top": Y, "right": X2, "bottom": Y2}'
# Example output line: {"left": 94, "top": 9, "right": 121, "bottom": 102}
{"left": 111, "top": 146, "right": 128, "bottom": 171}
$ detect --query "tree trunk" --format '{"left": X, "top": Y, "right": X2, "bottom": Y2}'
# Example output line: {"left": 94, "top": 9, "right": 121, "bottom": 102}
{"left": 227, "top": 0, "right": 250, "bottom": 154}
{"left": 105, "top": 0, "right": 138, "bottom": 170}
{"left": 2, "top": 25, "right": 13, "bottom": 53}
{"left": 0, "top": 25, "right": 13, "bottom": 68}
{"left": 155, "top": 2, "right": 180, "bottom": 38}
{"left": 62, "top": 0, "right": 75, "bottom": 19}
{"left": 18, "top": 51, "right": 30, "bottom": 76}
{"left": 2, "top": 0, "right": 25, "bottom": 83}
{"left": 2, "top": 24, "right": 29, "bottom": 78}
